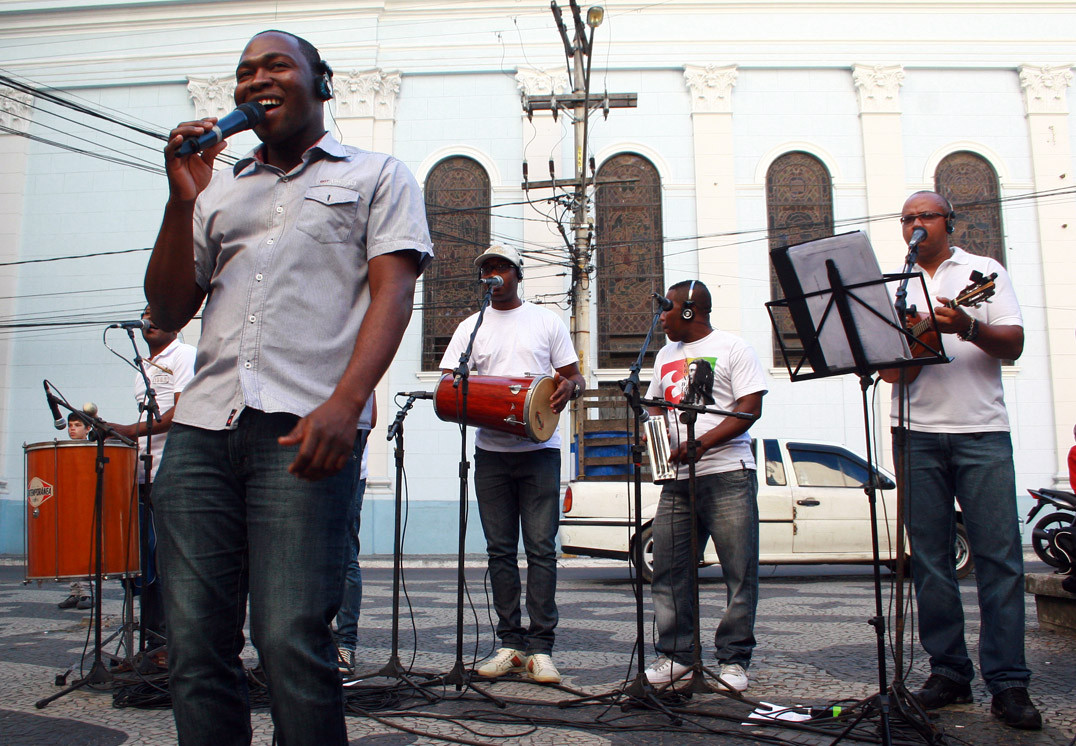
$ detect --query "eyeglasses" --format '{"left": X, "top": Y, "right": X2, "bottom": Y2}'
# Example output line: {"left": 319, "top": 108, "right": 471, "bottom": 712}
{"left": 899, "top": 211, "right": 946, "bottom": 225}
{"left": 480, "top": 263, "right": 515, "bottom": 274}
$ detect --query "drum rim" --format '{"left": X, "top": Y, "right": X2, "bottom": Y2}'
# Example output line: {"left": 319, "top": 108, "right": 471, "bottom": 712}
{"left": 521, "top": 375, "right": 555, "bottom": 443}
{"left": 24, "top": 440, "right": 136, "bottom": 451}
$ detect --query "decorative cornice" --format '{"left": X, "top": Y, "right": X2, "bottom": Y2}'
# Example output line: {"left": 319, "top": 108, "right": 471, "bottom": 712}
{"left": 852, "top": 64, "right": 904, "bottom": 113}
{"left": 1019, "top": 64, "right": 1074, "bottom": 114}
{"left": 0, "top": 85, "right": 34, "bottom": 133}
{"left": 333, "top": 69, "right": 401, "bottom": 120}
{"left": 186, "top": 76, "right": 236, "bottom": 119}
{"left": 683, "top": 64, "right": 738, "bottom": 114}
{"left": 515, "top": 67, "right": 569, "bottom": 97}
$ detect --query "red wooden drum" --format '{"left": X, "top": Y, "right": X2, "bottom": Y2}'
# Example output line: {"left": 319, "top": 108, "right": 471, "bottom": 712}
{"left": 24, "top": 440, "right": 139, "bottom": 580}
{"left": 434, "top": 374, "right": 560, "bottom": 443}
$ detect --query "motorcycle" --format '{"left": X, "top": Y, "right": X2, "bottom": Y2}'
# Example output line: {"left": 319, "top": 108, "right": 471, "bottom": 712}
{"left": 1026, "top": 487, "right": 1076, "bottom": 574}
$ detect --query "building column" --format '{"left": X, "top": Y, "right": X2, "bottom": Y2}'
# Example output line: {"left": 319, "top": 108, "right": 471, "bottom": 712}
{"left": 516, "top": 68, "right": 572, "bottom": 354}
{"left": 0, "top": 85, "right": 33, "bottom": 541}
{"left": 683, "top": 65, "right": 740, "bottom": 333}
{"left": 1020, "top": 64, "right": 1076, "bottom": 482}
{"left": 853, "top": 64, "right": 907, "bottom": 266}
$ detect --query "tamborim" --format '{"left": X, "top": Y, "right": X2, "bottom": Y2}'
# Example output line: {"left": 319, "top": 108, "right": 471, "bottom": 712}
{"left": 434, "top": 374, "right": 559, "bottom": 443}
{"left": 24, "top": 440, "right": 139, "bottom": 580}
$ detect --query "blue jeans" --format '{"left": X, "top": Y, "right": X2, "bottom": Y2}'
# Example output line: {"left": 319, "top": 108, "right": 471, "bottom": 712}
{"left": 334, "top": 474, "right": 367, "bottom": 652}
{"left": 154, "top": 412, "right": 362, "bottom": 746}
{"left": 899, "top": 429, "right": 1030, "bottom": 693}
{"left": 473, "top": 447, "right": 561, "bottom": 655}
{"left": 652, "top": 469, "right": 759, "bottom": 668}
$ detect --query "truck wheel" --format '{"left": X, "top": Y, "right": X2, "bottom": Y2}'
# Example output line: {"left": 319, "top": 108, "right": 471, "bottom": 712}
{"left": 954, "top": 523, "right": 974, "bottom": 579}
{"left": 633, "top": 525, "right": 655, "bottom": 585}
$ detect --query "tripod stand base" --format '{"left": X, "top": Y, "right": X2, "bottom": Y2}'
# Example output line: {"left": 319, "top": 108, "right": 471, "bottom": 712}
{"left": 35, "top": 661, "right": 114, "bottom": 709}
{"left": 350, "top": 655, "right": 441, "bottom": 702}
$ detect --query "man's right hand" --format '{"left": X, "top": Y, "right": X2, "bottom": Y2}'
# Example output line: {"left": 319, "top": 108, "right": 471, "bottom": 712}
{"left": 163, "top": 119, "right": 229, "bottom": 202}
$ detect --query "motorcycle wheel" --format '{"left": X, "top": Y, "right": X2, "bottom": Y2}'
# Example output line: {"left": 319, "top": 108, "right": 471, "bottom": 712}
{"left": 1032, "top": 512, "right": 1075, "bottom": 568}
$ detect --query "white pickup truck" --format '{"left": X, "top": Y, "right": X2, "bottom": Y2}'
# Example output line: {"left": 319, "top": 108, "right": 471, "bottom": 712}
{"left": 559, "top": 437, "right": 972, "bottom": 581}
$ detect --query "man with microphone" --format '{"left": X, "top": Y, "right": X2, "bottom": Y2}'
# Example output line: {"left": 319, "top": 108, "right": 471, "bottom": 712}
{"left": 887, "top": 191, "right": 1040, "bottom": 729}
{"left": 107, "top": 306, "right": 195, "bottom": 649}
{"left": 439, "top": 244, "right": 584, "bottom": 685}
{"left": 144, "top": 30, "right": 432, "bottom": 746}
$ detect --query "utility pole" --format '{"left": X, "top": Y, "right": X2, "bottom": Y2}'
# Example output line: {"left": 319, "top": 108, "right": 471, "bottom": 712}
{"left": 521, "top": 0, "right": 636, "bottom": 389}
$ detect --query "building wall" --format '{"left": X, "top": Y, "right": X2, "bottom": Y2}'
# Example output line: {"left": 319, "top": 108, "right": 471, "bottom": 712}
{"left": 0, "top": 0, "right": 1073, "bottom": 554}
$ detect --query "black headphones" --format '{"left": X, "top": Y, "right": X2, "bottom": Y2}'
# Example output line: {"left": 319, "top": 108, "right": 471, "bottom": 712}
{"left": 681, "top": 280, "right": 698, "bottom": 321}
{"left": 940, "top": 194, "right": 956, "bottom": 234}
{"left": 315, "top": 60, "right": 333, "bottom": 101}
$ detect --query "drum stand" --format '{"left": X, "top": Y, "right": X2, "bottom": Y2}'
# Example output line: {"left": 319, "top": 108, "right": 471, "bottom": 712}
{"left": 436, "top": 284, "right": 506, "bottom": 707}
{"left": 36, "top": 416, "right": 137, "bottom": 709}
{"left": 351, "top": 393, "right": 439, "bottom": 701}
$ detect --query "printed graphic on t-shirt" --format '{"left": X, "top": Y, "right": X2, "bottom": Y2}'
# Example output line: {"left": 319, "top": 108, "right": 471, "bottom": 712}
{"left": 656, "top": 356, "right": 717, "bottom": 406}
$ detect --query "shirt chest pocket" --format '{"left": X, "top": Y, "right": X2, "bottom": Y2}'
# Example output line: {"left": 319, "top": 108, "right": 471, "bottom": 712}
{"left": 295, "top": 185, "right": 362, "bottom": 244}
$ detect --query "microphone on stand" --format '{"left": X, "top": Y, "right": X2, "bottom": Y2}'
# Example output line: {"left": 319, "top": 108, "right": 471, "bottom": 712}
{"left": 479, "top": 276, "right": 504, "bottom": 288}
{"left": 399, "top": 391, "right": 435, "bottom": 400}
{"left": 43, "top": 382, "right": 65, "bottom": 430}
{"left": 108, "top": 319, "right": 150, "bottom": 331}
{"left": 907, "top": 226, "right": 928, "bottom": 250}
{"left": 652, "top": 293, "right": 673, "bottom": 311}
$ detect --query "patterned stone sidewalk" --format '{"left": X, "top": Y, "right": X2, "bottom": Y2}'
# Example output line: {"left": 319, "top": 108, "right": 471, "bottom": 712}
{"left": 1, "top": 560, "right": 1073, "bottom": 745}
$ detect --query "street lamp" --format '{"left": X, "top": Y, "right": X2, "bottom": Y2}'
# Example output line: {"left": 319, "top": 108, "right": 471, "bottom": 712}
{"left": 586, "top": 5, "right": 604, "bottom": 28}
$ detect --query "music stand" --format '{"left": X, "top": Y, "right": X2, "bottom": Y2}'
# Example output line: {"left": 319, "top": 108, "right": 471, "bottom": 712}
{"left": 765, "top": 230, "right": 943, "bottom": 745}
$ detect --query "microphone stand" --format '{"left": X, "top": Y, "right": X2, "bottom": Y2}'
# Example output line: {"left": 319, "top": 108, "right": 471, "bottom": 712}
{"left": 558, "top": 296, "right": 677, "bottom": 720}
{"left": 351, "top": 393, "right": 440, "bottom": 701}
{"left": 124, "top": 327, "right": 165, "bottom": 669}
{"left": 36, "top": 400, "right": 136, "bottom": 709}
{"left": 439, "top": 283, "right": 505, "bottom": 707}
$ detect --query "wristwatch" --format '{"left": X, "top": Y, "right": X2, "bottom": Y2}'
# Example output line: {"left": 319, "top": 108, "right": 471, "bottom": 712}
{"left": 570, "top": 382, "right": 583, "bottom": 400}
{"left": 959, "top": 317, "right": 980, "bottom": 342}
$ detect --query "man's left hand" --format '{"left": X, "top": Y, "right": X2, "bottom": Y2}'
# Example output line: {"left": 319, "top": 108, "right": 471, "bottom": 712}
{"left": 278, "top": 398, "right": 361, "bottom": 481}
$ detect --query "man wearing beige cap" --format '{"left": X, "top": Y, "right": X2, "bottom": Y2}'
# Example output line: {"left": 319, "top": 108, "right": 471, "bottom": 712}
{"left": 440, "top": 244, "right": 584, "bottom": 685}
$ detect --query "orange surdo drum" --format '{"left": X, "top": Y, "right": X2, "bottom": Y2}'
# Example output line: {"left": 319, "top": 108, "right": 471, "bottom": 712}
{"left": 434, "top": 374, "right": 559, "bottom": 443}
{"left": 24, "top": 440, "right": 139, "bottom": 580}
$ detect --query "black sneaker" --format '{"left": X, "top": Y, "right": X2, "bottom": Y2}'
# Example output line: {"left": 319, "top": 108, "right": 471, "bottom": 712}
{"left": 990, "top": 687, "right": 1042, "bottom": 730}
{"left": 912, "top": 673, "right": 973, "bottom": 709}
{"left": 58, "top": 594, "right": 80, "bottom": 609}
{"left": 75, "top": 596, "right": 92, "bottom": 610}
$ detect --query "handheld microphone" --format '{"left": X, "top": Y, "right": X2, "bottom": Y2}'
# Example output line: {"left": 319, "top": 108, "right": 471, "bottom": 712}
{"left": 479, "top": 276, "right": 504, "bottom": 288}
{"left": 177, "top": 102, "right": 266, "bottom": 156}
{"left": 108, "top": 319, "right": 150, "bottom": 331}
{"left": 652, "top": 293, "right": 673, "bottom": 311}
{"left": 908, "top": 226, "right": 928, "bottom": 250}
{"left": 43, "top": 382, "right": 65, "bottom": 430}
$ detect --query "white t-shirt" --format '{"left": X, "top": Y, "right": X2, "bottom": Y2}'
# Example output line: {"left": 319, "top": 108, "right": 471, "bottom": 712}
{"left": 889, "top": 247, "right": 1021, "bottom": 433}
{"left": 135, "top": 339, "right": 197, "bottom": 482}
{"left": 439, "top": 302, "right": 577, "bottom": 452}
{"left": 646, "top": 329, "right": 767, "bottom": 478}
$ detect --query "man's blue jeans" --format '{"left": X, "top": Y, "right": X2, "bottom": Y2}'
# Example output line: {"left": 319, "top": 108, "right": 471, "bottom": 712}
{"left": 652, "top": 469, "right": 759, "bottom": 668}
{"left": 473, "top": 447, "right": 560, "bottom": 655}
{"left": 899, "top": 429, "right": 1030, "bottom": 693}
{"left": 335, "top": 475, "right": 367, "bottom": 653}
{"left": 154, "top": 411, "right": 362, "bottom": 746}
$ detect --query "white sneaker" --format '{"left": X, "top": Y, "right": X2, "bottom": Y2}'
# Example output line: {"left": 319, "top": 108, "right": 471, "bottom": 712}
{"left": 337, "top": 647, "right": 355, "bottom": 675}
{"left": 716, "top": 662, "right": 748, "bottom": 692}
{"left": 476, "top": 648, "right": 525, "bottom": 678}
{"left": 644, "top": 657, "right": 692, "bottom": 685}
{"left": 526, "top": 653, "right": 562, "bottom": 684}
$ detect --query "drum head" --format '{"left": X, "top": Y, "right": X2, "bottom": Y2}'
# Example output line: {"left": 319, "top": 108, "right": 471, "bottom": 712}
{"left": 524, "top": 377, "right": 558, "bottom": 442}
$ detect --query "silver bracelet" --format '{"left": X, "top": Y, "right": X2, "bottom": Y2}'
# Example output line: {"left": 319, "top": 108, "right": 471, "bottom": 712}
{"left": 960, "top": 317, "right": 980, "bottom": 342}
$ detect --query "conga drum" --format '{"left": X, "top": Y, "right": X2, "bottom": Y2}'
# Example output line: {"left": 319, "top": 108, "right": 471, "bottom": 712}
{"left": 433, "top": 374, "right": 559, "bottom": 443}
{"left": 24, "top": 440, "right": 139, "bottom": 580}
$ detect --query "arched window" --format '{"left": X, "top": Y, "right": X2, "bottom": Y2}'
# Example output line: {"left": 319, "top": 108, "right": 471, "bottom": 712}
{"left": 421, "top": 156, "right": 491, "bottom": 371}
{"left": 934, "top": 152, "right": 1005, "bottom": 267}
{"left": 595, "top": 153, "right": 665, "bottom": 369}
{"left": 766, "top": 152, "right": 834, "bottom": 364}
